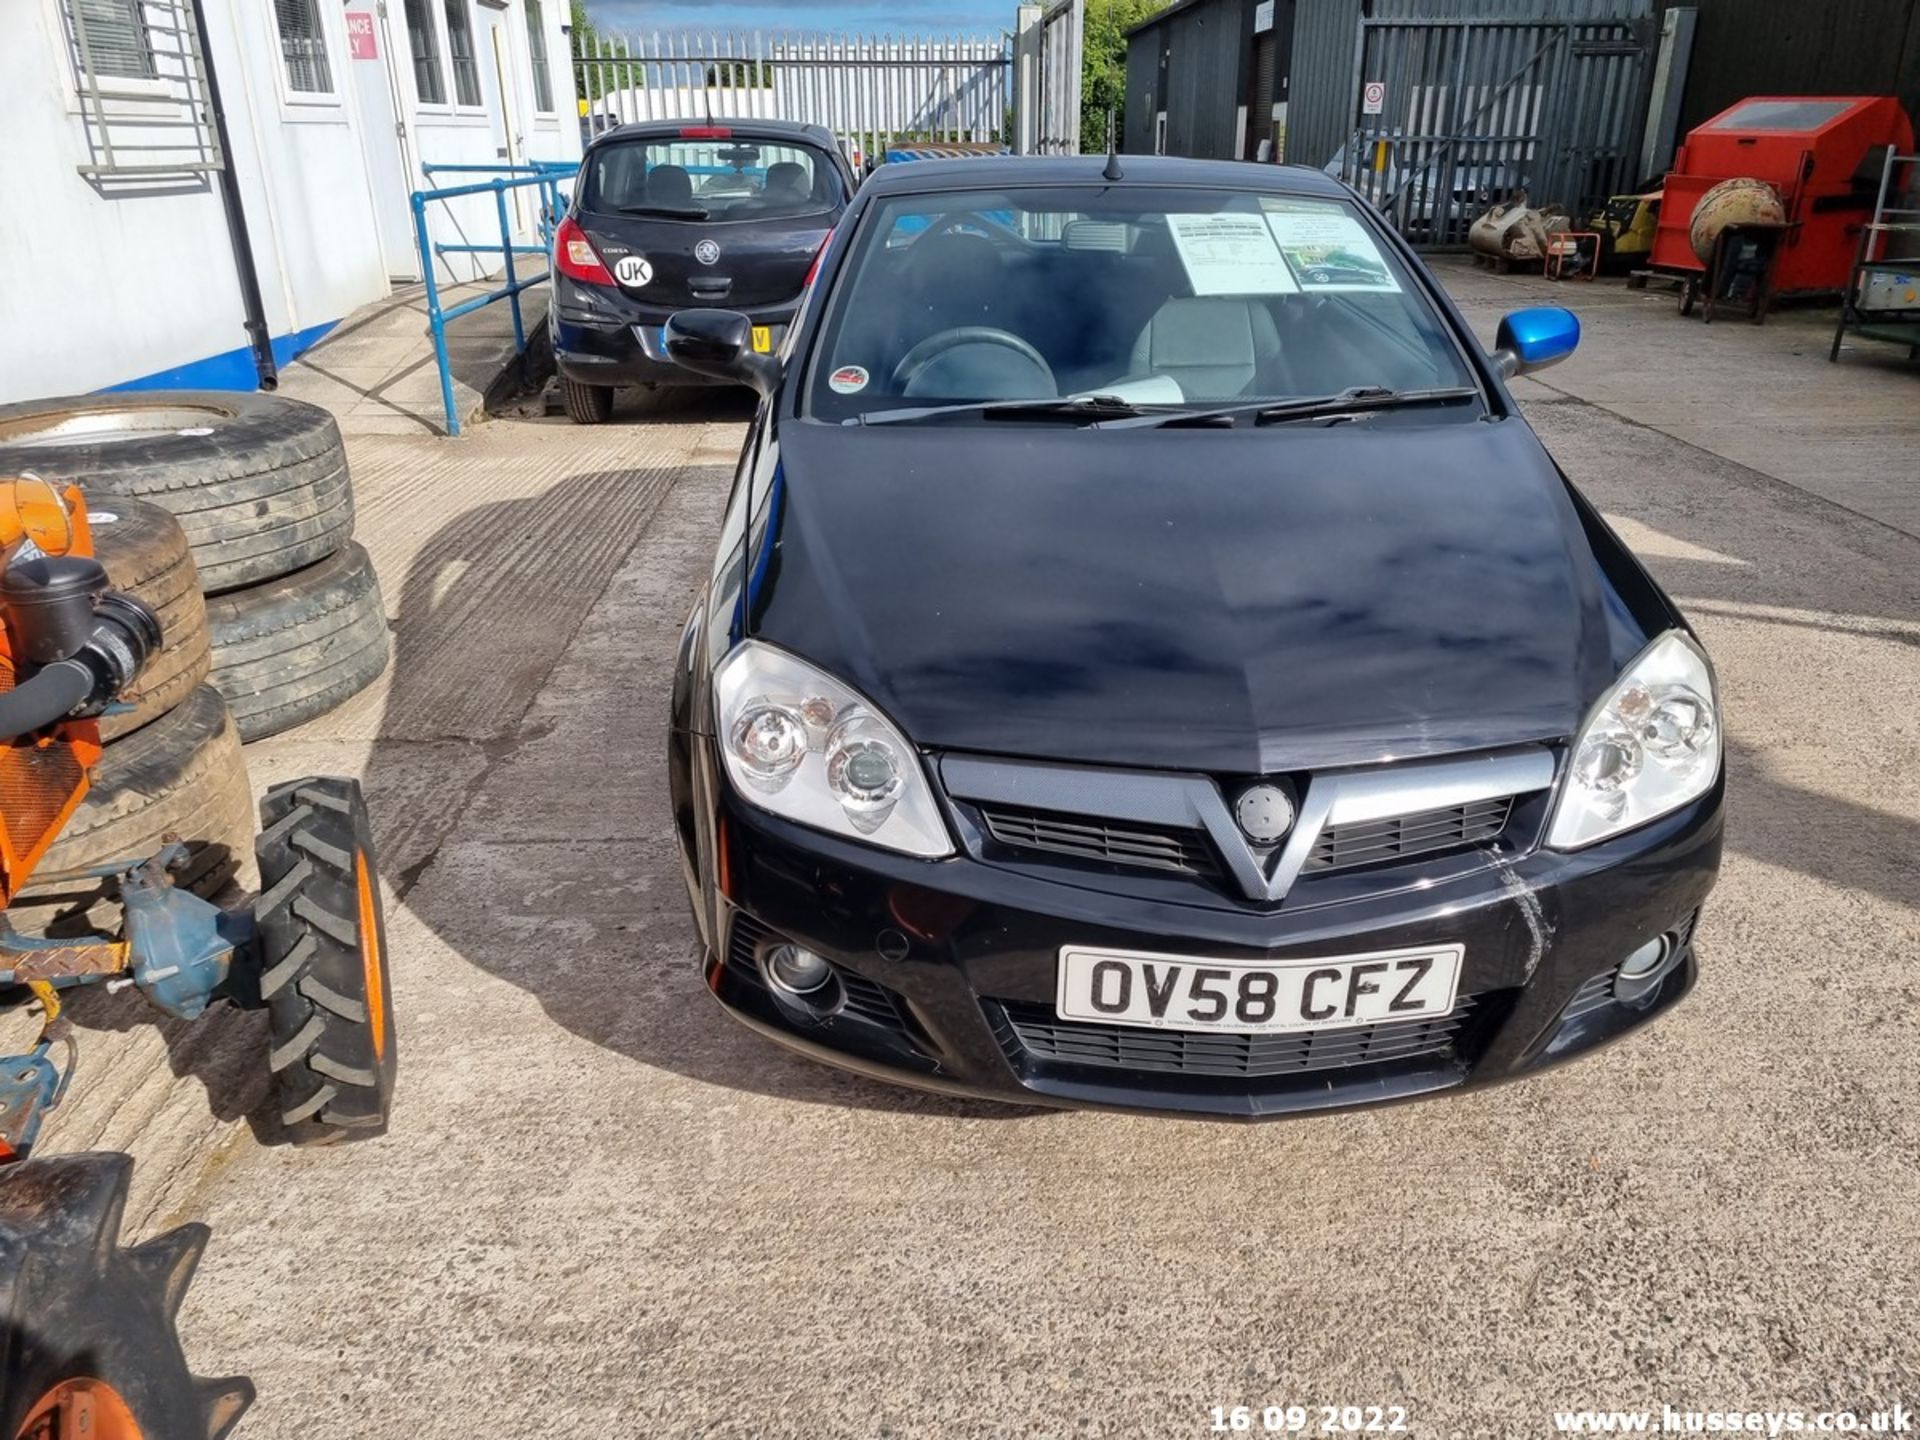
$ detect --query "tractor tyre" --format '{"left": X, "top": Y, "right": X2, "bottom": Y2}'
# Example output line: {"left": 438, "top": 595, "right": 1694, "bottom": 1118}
{"left": 0, "top": 392, "right": 353, "bottom": 595}
{"left": 7, "top": 687, "right": 254, "bottom": 939}
{"left": 206, "top": 542, "right": 390, "bottom": 743}
{"left": 87, "top": 499, "right": 212, "bottom": 742}
{"left": 561, "top": 378, "right": 614, "bottom": 425}
{"left": 0, "top": 1152, "right": 253, "bottom": 1440}
{"left": 251, "top": 777, "right": 396, "bottom": 1145}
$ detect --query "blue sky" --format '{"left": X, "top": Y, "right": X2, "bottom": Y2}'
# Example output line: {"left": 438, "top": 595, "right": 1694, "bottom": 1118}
{"left": 581, "top": 0, "right": 1010, "bottom": 39}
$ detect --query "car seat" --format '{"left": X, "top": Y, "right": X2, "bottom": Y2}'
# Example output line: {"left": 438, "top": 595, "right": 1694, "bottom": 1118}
{"left": 765, "top": 161, "right": 809, "bottom": 201}
{"left": 1130, "top": 297, "right": 1285, "bottom": 399}
{"left": 648, "top": 164, "right": 694, "bottom": 208}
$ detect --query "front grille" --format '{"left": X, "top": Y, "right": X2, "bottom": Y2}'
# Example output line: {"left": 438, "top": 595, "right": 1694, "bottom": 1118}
{"left": 977, "top": 804, "right": 1218, "bottom": 878}
{"left": 992, "top": 994, "right": 1481, "bottom": 1080}
{"left": 1305, "top": 796, "right": 1513, "bottom": 874}
{"left": 726, "top": 912, "right": 904, "bottom": 1028}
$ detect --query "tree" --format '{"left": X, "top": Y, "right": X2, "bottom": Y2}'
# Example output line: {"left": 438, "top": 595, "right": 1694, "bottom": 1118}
{"left": 706, "top": 60, "right": 771, "bottom": 88}
{"left": 1081, "top": 0, "right": 1167, "bottom": 153}
{"left": 570, "top": 0, "right": 642, "bottom": 101}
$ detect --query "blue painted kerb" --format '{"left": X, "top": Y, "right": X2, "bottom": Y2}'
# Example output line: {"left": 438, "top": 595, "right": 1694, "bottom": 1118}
{"left": 103, "top": 317, "right": 340, "bottom": 393}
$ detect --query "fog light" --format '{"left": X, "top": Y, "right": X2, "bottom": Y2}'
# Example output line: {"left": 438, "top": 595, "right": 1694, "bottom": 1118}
{"left": 764, "top": 943, "right": 832, "bottom": 997}
{"left": 1613, "top": 933, "right": 1679, "bottom": 1006}
{"left": 1618, "top": 936, "right": 1668, "bottom": 979}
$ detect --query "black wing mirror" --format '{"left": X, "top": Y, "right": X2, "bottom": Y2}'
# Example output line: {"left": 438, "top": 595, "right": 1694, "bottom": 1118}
{"left": 663, "top": 309, "right": 780, "bottom": 396}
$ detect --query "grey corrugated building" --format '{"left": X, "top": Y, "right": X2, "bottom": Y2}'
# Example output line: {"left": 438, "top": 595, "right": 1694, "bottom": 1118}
{"left": 1123, "top": 0, "right": 1295, "bottom": 161}
{"left": 1132, "top": 0, "right": 1920, "bottom": 185}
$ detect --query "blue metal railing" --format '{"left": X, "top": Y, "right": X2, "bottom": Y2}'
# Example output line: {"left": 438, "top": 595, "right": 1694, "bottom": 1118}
{"left": 410, "top": 160, "right": 577, "bottom": 436}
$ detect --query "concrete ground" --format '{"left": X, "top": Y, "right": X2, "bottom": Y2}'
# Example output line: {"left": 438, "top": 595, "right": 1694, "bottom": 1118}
{"left": 274, "top": 279, "right": 552, "bottom": 438}
{"left": 49, "top": 268, "right": 1920, "bottom": 1437}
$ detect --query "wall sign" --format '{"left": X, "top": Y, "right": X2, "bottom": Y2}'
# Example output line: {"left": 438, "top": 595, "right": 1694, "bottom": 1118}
{"left": 1362, "top": 80, "right": 1386, "bottom": 115}
{"left": 1253, "top": 1, "right": 1273, "bottom": 33}
{"left": 345, "top": 12, "right": 378, "bottom": 59}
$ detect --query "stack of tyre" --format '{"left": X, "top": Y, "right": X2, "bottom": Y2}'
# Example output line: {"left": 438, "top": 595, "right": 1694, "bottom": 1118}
{"left": 0, "top": 393, "right": 389, "bottom": 932}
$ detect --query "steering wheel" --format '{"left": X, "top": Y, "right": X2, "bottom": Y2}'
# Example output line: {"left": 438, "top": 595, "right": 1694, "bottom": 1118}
{"left": 916, "top": 210, "right": 1016, "bottom": 251}
{"left": 891, "top": 327, "right": 1056, "bottom": 394}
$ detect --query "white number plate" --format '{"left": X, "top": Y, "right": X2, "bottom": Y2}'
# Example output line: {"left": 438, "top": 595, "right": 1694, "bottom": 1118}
{"left": 1055, "top": 943, "right": 1463, "bottom": 1035}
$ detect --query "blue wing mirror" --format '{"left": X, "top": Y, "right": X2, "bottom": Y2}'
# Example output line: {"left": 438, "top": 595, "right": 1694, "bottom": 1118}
{"left": 1491, "top": 306, "right": 1580, "bottom": 379}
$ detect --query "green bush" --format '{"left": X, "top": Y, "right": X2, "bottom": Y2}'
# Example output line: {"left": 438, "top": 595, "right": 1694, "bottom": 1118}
{"left": 1082, "top": 0, "right": 1168, "bottom": 153}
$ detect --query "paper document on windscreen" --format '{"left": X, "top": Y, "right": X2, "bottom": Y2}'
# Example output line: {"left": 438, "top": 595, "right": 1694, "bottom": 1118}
{"left": 1166, "top": 213, "right": 1300, "bottom": 295}
{"left": 1264, "top": 210, "right": 1402, "bottom": 292}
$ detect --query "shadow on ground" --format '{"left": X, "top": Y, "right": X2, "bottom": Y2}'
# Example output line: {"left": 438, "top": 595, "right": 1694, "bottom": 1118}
{"left": 376, "top": 389, "right": 1033, "bottom": 1119}
{"left": 378, "top": 387, "right": 1029, "bottom": 1120}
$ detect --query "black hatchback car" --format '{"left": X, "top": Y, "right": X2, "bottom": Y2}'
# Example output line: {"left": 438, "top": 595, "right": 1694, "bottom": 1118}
{"left": 550, "top": 119, "right": 855, "bottom": 423}
{"left": 663, "top": 154, "right": 1723, "bottom": 1120}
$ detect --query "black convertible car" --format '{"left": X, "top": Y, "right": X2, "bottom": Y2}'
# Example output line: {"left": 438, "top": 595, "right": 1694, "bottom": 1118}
{"left": 664, "top": 154, "right": 1723, "bottom": 1119}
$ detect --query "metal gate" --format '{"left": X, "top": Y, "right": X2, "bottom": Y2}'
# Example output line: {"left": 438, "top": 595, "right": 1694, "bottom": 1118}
{"left": 1332, "top": 16, "right": 1654, "bottom": 246}
{"left": 1013, "top": 0, "right": 1085, "bottom": 154}
{"left": 573, "top": 30, "right": 1011, "bottom": 163}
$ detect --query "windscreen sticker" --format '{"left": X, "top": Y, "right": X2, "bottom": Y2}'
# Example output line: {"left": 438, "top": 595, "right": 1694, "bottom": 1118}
{"left": 828, "top": 364, "right": 869, "bottom": 393}
{"left": 1264, "top": 211, "right": 1401, "bottom": 292}
{"left": 1165, "top": 213, "right": 1299, "bottom": 295}
{"left": 613, "top": 254, "right": 653, "bottom": 287}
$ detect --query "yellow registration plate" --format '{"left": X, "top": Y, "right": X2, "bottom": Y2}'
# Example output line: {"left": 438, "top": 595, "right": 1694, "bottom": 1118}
{"left": 751, "top": 326, "right": 772, "bottom": 353}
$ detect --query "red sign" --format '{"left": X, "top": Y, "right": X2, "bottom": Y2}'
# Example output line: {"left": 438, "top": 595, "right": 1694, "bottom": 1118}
{"left": 345, "top": 12, "right": 377, "bottom": 59}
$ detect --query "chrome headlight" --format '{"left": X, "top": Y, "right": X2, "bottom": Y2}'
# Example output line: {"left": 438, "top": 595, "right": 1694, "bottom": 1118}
{"left": 1547, "top": 630, "right": 1720, "bottom": 850}
{"left": 713, "top": 641, "right": 952, "bottom": 858}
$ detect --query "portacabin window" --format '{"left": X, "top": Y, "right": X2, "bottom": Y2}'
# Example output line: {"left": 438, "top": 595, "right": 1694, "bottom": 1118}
{"left": 524, "top": 0, "right": 554, "bottom": 113}
{"left": 403, "top": 0, "right": 445, "bottom": 104}
{"left": 443, "top": 0, "right": 481, "bottom": 107}
{"left": 63, "top": 0, "right": 223, "bottom": 179}
{"left": 273, "top": 0, "right": 335, "bottom": 94}
{"left": 68, "top": 0, "right": 157, "bottom": 79}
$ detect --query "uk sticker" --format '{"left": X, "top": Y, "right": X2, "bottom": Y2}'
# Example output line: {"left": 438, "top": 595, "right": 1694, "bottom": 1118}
{"left": 828, "top": 364, "right": 869, "bottom": 393}
{"left": 613, "top": 254, "right": 653, "bottom": 287}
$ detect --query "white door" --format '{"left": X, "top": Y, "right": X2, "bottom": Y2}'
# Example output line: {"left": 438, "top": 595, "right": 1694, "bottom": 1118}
{"left": 344, "top": 3, "right": 421, "bottom": 281}
{"left": 478, "top": 4, "right": 531, "bottom": 235}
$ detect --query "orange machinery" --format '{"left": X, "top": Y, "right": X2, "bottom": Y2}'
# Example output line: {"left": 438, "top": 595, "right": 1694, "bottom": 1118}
{"left": 1650, "top": 96, "right": 1916, "bottom": 295}
{"left": 0, "top": 478, "right": 105, "bottom": 906}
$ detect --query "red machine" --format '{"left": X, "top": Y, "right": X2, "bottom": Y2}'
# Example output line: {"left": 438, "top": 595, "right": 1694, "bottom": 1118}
{"left": 1650, "top": 96, "right": 1916, "bottom": 294}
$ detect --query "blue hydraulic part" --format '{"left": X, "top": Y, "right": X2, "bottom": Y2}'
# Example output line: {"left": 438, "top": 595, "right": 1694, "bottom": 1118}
{"left": 119, "top": 845, "right": 254, "bottom": 1021}
{"left": 0, "top": 843, "right": 254, "bottom": 1155}
{"left": 0, "top": 1046, "right": 68, "bottom": 1159}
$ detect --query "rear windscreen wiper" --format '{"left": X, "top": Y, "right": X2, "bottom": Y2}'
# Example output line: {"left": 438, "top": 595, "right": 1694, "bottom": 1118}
{"left": 1097, "top": 385, "right": 1482, "bottom": 430}
{"left": 615, "top": 204, "right": 710, "bottom": 219}
{"left": 855, "top": 394, "right": 1161, "bottom": 426}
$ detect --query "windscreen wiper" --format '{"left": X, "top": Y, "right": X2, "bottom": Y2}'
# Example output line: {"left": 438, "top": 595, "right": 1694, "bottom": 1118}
{"left": 855, "top": 394, "right": 1161, "bottom": 426}
{"left": 1096, "top": 385, "right": 1482, "bottom": 430}
{"left": 615, "top": 203, "right": 711, "bottom": 219}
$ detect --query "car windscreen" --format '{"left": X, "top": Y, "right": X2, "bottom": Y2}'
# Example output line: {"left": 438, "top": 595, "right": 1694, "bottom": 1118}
{"left": 805, "top": 185, "right": 1478, "bottom": 422}
{"left": 581, "top": 136, "right": 840, "bottom": 222}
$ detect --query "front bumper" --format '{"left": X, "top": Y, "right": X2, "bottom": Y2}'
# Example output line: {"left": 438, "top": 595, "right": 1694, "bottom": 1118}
{"left": 551, "top": 275, "right": 793, "bottom": 388}
{"left": 690, "top": 744, "right": 1724, "bottom": 1120}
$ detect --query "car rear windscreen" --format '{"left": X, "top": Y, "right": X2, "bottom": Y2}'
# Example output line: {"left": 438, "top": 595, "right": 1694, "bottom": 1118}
{"left": 581, "top": 136, "right": 840, "bottom": 222}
